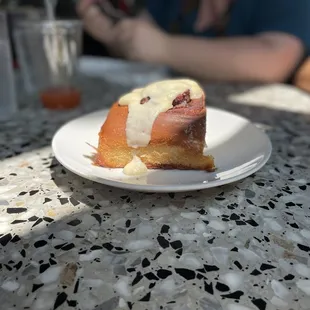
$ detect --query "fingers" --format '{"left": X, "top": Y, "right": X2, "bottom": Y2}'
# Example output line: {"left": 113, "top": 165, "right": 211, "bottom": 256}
{"left": 76, "top": 0, "right": 96, "bottom": 16}
{"left": 77, "top": 0, "right": 114, "bottom": 44}
{"left": 113, "top": 19, "right": 135, "bottom": 42}
{"left": 194, "top": 0, "right": 214, "bottom": 32}
{"left": 109, "top": 19, "right": 136, "bottom": 58}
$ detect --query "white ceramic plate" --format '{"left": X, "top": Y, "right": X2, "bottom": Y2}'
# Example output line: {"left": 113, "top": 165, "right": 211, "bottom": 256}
{"left": 52, "top": 107, "right": 272, "bottom": 192}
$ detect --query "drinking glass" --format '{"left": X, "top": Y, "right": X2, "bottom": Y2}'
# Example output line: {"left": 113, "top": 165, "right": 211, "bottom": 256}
{"left": 0, "top": 10, "right": 17, "bottom": 120}
{"left": 14, "top": 19, "right": 82, "bottom": 109}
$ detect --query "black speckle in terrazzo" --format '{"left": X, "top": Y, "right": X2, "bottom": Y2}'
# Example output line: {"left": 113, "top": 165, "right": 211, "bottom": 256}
{"left": 196, "top": 268, "right": 206, "bottom": 274}
{"left": 236, "top": 220, "right": 247, "bottom": 226}
{"left": 28, "top": 216, "right": 39, "bottom": 222}
{"left": 32, "top": 218, "right": 43, "bottom": 227}
{"left": 142, "top": 258, "right": 150, "bottom": 268}
{"left": 175, "top": 268, "right": 196, "bottom": 280}
{"left": 252, "top": 298, "right": 267, "bottom": 310}
{"left": 90, "top": 245, "right": 102, "bottom": 251}
{"left": 127, "top": 268, "right": 135, "bottom": 273}
{"left": 43, "top": 217, "right": 54, "bottom": 223}
{"left": 102, "top": 243, "right": 114, "bottom": 251}
{"left": 54, "top": 292, "right": 67, "bottom": 309}
{"left": 221, "top": 291, "right": 244, "bottom": 299}
{"left": 215, "top": 196, "right": 225, "bottom": 201}
{"left": 61, "top": 243, "right": 75, "bottom": 251}
{"left": 286, "top": 202, "right": 295, "bottom": 207}
{"left": 168, "top": 193, "right": 175, "bottom": 199}
{"left": 204, "top": 265, "right": 220, "bottom": 272}
{"left": 32, "top": 283, "right": 44, "bottom": 292}
{"left": 144, "top": 272, "right": 159, "bottom": 281}
{"left": 230, "top": 213, "right": 240, "bottom": 220}
{"left": 149, "top": 282, "right": 156, "bottom": 289}
{"left": 132, "top": 271, "right": 143, "bottom": 286}
{"left": 125, "top": 220, "right": 131, "bottom": 228}
{"left": 87, "top": 195, "right": 94, "bottom": 200}
{"left": 234, "top": 261, "right": 243, "bottom": 270}
{"left": 40, "top": 263, "right": 50, "bottom": 273}
{"left": 18, "top": 191, "right": 27, "bottom": 196}
{"left": 140, "top": 292, "right": 151, "bottom": 302}
{"left": 204, "top": 282, "right": 214, "bottom": 295}
{"left": 284, "top": 274, "right": 295, "bottom": 280}
{"left": 216, "top": 282, "right": 230, "bottom": 292}
{"left": 14, "top": 261, "right": 23, "bottom": 270}
{"left": 43, "top": 198, "right": 52, "bottom": 204}
{"left": 34, "top": 240, "right": 47, "bottom": 248}
{"left": 197, "top": 209, "right": 206, "bottom": 215}
{"left": 170, "top": 240, "right": 182, "bottom": 249}
{"left": 128, "top": 228, "right": 135, "bottom": 233}
{"left": 157, "top": 269, "right": 172, "bottom": 279}
{"left": 58, "top": 198, "right": 69, "bottom": 205}
{"left": 175, "top": 248, "right": 183, "bottom": 256}
{"left": 127, "top": 302, "right": 133, "bottom": 310}
{"left": 157, "top": 235, "right": 170, "bottom": 249}
{"left": 67, "top": 300, "right": 77, "bottom": 307}
{"left": 0, "top": 233, "right": 12, "bottom": 246}
{"left": 5, "top": 264, "right": 12, "bottom": 271}
{"left": 264, "top": 236, "right": 270, "bottom": 242}
{"left": 196, "top": 273, "right": 207, "bottom": 280}
{"left": 246, "top": 199, "right": 255, "bottom": 205}
{"left": 207, "top": 237, "right": 215, "bottom": 244}
{"left": 290, "top": 223, "right": 299, "bottom": 229}
{"left": 7, "top": 207, "right": 27, "bottom": 214}
{"left": 160, "top": 224, "right": 170, "bottom": 234}
{"left": 260, "top": 263, "right": 276, "bottom": 271}
{"left": 55, "top": 243, "right": 67, "bottom": 250}
{"left": 11, "top": 235, "right": 21, "bottom": 243}
{"left": 246, "top": 219, "right": 259, "bottom": 227}
{"left": 11, "top": 220, "right": 27, "bottom": 224}
{"left": 69, "top": 198, "right": 79, "bottom": 206}
{"left": 67, "top": 219, "right": 81, "bottom": 226}
{"left": 20, "top": 249, "right": 26, "bottom": 257}
{"left": 250, "top": 269, "right": 262, "bottom": 276}
{"left": 231, "top": 247, "right": 238, "bottom": 252}
{"left": 73, "top": 279, "right": 80, "bottom": 294}
{"left": 29, "top": 190, "right": 39, "bottom": 196}
{"left": 297, "top": 243, "right": 310, "bottom": 252}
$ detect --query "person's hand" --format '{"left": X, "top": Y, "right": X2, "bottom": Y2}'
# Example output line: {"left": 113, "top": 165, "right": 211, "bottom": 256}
{"left": 77, "top": 0, "right": 114, "bottom": 44}
{"left": 109, "top": 19, "right": 169, "bottom": 63}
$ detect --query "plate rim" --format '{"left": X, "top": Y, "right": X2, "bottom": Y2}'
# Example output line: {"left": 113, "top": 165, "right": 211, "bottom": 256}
{"left": 52, "top": 107, "right": 272, "bottom": 192}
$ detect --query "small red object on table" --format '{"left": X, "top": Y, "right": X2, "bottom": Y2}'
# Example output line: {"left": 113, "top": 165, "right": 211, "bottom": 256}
{"left": 40, "top": 87, "right": 81, "bottom": 109}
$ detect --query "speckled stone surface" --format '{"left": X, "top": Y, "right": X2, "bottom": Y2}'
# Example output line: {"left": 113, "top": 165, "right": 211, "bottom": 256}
{"left": 1, "top": 62, "right": 310, "bottom": 310}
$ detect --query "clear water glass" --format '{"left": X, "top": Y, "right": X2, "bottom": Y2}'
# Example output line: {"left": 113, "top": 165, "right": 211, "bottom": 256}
{"left": 0, "top": 11, "right": 17, "bottom": 120}
{"left": 14, "top": 19, "right": 82, "bottom": 109}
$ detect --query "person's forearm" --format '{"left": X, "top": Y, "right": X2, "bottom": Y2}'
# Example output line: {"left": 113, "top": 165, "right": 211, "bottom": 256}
{"left": 161, "top": 34, "right": 302, "bottom": 82}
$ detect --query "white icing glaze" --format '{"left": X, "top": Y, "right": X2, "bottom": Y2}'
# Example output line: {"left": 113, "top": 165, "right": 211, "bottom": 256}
{"left": 123, "top": 155, "right": 148, "bottom": 176}
{"left": 118, "top": 79, "right": 203, "bottom": 148}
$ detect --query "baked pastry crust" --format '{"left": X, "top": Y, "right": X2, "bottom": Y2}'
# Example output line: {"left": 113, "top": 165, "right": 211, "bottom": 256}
{"left": 95, "top": 88, "right": 215, "bottom": 171}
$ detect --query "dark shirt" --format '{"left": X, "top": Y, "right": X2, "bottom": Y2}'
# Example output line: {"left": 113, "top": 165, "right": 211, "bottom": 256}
{"left": 147, "top": 0, "right": 310, "bottom": 55}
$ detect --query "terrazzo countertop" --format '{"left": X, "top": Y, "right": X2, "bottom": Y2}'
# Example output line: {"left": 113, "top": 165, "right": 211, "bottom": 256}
{"left": 1, "top": 64, "right": 310, "bottom": 310}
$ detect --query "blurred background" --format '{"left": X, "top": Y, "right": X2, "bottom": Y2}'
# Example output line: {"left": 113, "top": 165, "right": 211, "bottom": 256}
{"left": 1, "top": 0, "right": 310, "bottom": 118}
{"left": 1, "top": 0, "right": 146, "bottom": 60}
